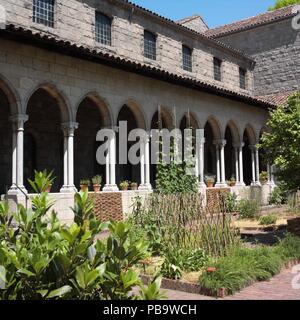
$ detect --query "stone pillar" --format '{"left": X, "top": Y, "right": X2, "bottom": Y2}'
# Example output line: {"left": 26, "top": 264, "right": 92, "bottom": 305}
{"left": 139, "top": 134, "right": 152, "bottom": 191}
{"left": 214, "top": 140, "right": 227, "bottom": 188}
{"left": 103, "top": 131, "right": 119, "bottom": 192}
{"left": 197, "top": 138, "right": 206, "bottom": 188}
{"left": 8, "top": 114, "right": 28, "bottom": 194}
{"left": 267, "top": 163, "right": 276, "bottom": 187}
{"left": 60, "top": 122, "right": 78, "bottom": 193}
{"left": 249, "top": 145, "right": 261, "bottom": 186}
{"left": 234, "top": 143, "right": 245, "bottom": 186}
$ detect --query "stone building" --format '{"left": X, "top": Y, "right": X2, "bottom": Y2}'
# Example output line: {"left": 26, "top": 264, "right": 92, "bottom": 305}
{"left": 0, "top": 0, "right": 288, "bottom": 223}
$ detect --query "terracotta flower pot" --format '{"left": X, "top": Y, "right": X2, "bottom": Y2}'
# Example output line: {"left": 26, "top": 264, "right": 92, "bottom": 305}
{"left": 131, "top": 184, "right": 138, "bottom": 191}
{"left": 207, "top": 182, "right": 214, "bottom": 188}
{"left": 46, "top": 184, "right": 52, "bottom": 193}
{"left": 80, "top": 184, "right": 89, "bottom": 192}
{"left": 229, "top": 182, "right": 236, "bottom": 187}
{"left": 93, "top": 184, "right": 101, "bottom": 193}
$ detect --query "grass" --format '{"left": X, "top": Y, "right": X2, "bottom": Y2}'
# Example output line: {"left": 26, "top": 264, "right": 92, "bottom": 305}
{"left": 199, "top": 234, "right": 300, "bottom": 296}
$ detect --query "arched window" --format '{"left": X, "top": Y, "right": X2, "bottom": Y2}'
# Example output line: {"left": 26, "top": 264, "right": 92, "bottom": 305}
{"left": 144, "top": 30, "right": 157, "bottom": 60}
{"left": 33, "top": 0, "right": 55, "bottom": 27}
{"left": 182, "top": 45, "right": 192, "bottom": 72}
{"left": 96, "top": 12, "right": 112, "bottom": 46}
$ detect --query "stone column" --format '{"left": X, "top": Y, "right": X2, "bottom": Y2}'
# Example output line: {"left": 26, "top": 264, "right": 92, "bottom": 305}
{"left": 214, "top": 140, "right": 227, "bottom": 188}
{"left": 139, "top": 134, "right": 152, "bottom": 191}
{"left": 249, "top": 145, "right": 261, "bottom": 186}
{"left": 8, "top": 114, "right": 28, "bottom": 194}
{"left": 234, "top": 143, "right": 245, "bottom": 186}
{"left": 60, "top": 122, "right": 78, "bottom": 193}
{"left": 197, "top": 138, "right": 206, "bottom": 188}
{"left": 103, "top": 131, "right": 119, "bottom": 192}
{"left": 267, "top": 164, "right": 276, "bottom": 187}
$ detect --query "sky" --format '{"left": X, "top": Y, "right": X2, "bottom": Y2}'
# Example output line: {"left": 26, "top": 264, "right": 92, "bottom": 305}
{"left": 132, "top": 0, "right": 276, "bottom": 28}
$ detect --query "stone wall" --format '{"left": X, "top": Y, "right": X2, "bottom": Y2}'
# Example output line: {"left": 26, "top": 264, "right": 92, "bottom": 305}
{"left": 2, "top": 0, "right": 254, "bottom": 94}
{"left": 217, "top": 18, "right": 300, "bottom": 96}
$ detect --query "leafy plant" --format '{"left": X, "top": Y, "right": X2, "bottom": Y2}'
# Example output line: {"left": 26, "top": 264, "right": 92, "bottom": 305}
{"left": 269, "top": 0, "right": 300, "bottom": 11}
{"left": 238, "top": 199, "right": 260, "bottom": 219}
{"left": 259, "top": 214, "right": 278, "bottom": 226}
{"left": 160, "top": 248, "right": 184, "bottom": 280}
{"left": 0, "top": 171, "right": 162, "bottom": 300}
{"left": 80, "top": 179, "right": 91, "bottom": 186}
{"left": 260, "top": 171, "right": 268, "bottom": 184}
{"left": 225, "top": 193, "right": 238, "bottom": 213}
{"left": 28, "top": 170, "right": 55, "bottom": 193}
{"left": 91, "top": 175, "right": 102, "bottom": 185}
{"left": 269, "top": 186, "right": 286, "bottom": 205}
{"left": 119, "top": 181, "right": 130, "bottom": 190}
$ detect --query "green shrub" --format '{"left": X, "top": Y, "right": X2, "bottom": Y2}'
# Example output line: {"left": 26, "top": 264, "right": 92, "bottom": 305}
{"left": 238, "top": 199, "right": 260, "bottom": 219}
{"left": 199, "top": 235, "right": 300, "bottom": 296}
{"left": 183, "top": 249, "right": 209, "bottom": 272}
{"left": 259, "top": 214, "right": 278, "bottom": 226}
{"left": 269, "top": 186, "right": 287, "bottom": 205}
{"left": 160, "top": 248, "right": 184, "bottom": 280}
{"left": 0, "top": 171, "right": 162, "bottom": 300}
{"left": 199, "top": 245, "right": 282, "bottom": 295}
{"left": 225, "top": 193, "right": 238, "bottom": 213}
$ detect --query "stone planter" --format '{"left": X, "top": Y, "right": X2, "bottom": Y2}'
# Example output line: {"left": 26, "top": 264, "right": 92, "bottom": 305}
{"left": 93, "top": 184, "right": 101, "bottom": 193}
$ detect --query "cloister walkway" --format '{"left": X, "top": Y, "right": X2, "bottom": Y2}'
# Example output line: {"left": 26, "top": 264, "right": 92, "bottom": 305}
{"left": 165, "top": 267, "right": 300, "bottom": 300}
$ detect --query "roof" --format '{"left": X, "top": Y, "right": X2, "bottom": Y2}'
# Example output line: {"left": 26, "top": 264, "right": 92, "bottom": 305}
{"left": 176, "top": 14, "right": 209, "bottom": 30}
{"left": 257, "top": 90, "right": 298, "bottom": 106}
{"left": 117, "top": 0, "right": 253, "bottom": 62}
{"left": 205, "top": 5, "right": 298, "bottom": 38}
{"left": 0, "top": 24, "right": 275, "bottom": 110}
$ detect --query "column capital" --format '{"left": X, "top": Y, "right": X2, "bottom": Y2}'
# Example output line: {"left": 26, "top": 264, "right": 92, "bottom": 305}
{"left": 233, "top": 142, "right": 245, "bottom": 149}
{"left": 213, "top": 139, "right": 227, "bottom": 147}
{"left": 61, "top": 122, "right": 78, "bottom": 135}
{"left": 249, "top": 144, "right": 258, "bottom": 151}
{"left": 10, "top": 114, "right": 29, "bottom": 129}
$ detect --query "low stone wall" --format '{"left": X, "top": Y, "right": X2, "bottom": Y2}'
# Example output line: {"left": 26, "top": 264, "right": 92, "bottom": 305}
{"left": 89, "top": 192, "right": 123, "bottom": 222}
{"left": 206, "top": 188, "right": 231, "bottom": 213}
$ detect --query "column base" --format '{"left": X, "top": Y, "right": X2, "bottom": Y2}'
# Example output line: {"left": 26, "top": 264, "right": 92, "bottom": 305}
{"left": 197, "top": 182, "right": 207, "bottom": 190}
{"left": 215, "top": 182, "right": 228, "bottom": 188}
{"left": 235, "top": 182, "right": 246, "bottom": 187}
{"left": 102, "top": 184, "right": 119, "bottom": 192}
{"left": 251, "top": 182, "right": 262, "bottom": 187}
{"left": 138, "top": 184, "right": 152, "bottom": 191}
{"left": 7, "top": 185, "right": 28, "bottom": 196}
{"left": 60, "top": 185, "right": 77, "bottom": 193}
{"left": 266, "top": 181, "right": 276, "bottom": 188}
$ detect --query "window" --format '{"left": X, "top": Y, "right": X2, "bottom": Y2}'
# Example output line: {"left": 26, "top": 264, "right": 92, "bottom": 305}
{"left": 95, "top": 12, "right": 112, "bottom": 46}
{"left": 144, "top": 30, "right": 156, "bottom": 60}
{"left": 182, "top": 45, "right": 192, "bottom": 72}
{"left": 33, "top": 0, "right": 55, "bottom": 27}
{"left": 213, "top": 57, "right": 222, "bottom": 81}
{"left": 239, "top": 67, "right": 246, "bottom": 89}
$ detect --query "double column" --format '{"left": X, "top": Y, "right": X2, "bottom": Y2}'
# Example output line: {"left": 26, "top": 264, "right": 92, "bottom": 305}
{"left": 8, "top": 114, "right": 29, "bottom": 194}
{"left": 103, "top": 129, "right": 118, "bottom": 192}
{"left": 249, "top": 145, "right": 261, "bottom": 186}
{"left": 196, "top": 137, "right": 206, "bottom": 188}
{"left": 214, "top": 139, "right": 227, "bottom": 188}
{"left": 60, "top": 122, "right": 78, "bottom": 193}
{"left": 139, "top": 133, "right": 152, "bottom": 191}
{"left": 233, "top": 142, "right": 245, "bottom": 186}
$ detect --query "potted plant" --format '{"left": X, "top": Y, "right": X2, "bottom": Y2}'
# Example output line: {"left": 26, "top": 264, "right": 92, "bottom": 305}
{"left": 130, "top": 182, "right": 138, "bottom": 190}
{"left": 92, "top": 175, "right": 102, "bottom": 192}
{"left": 228, "top": 176, "right": 236, "bottom": 187}
{"left": 80, "top": 179, "right": 90, "bottom": 192}
{"left": 119, "top": 180, "right": 129, "bottom": 191}
{"left": 260, "top": 171, "right": 268, "bottom": 185}
{"left": 205, "top": 175, "right": 215, "bottom": 188}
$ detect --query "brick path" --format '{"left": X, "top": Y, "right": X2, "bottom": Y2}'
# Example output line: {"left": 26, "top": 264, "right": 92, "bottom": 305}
{"left": 165, "top": 268, "right": 300, "bottom": 300}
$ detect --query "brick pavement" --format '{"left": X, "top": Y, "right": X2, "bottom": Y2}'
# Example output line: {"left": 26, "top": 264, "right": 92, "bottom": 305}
{"left": 164, "top": 268, "right": 300, "bottom": 300}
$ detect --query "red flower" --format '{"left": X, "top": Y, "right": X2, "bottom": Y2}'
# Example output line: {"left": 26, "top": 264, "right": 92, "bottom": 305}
{"left": 207, "top": 267, "right": 217, "bottom": 273}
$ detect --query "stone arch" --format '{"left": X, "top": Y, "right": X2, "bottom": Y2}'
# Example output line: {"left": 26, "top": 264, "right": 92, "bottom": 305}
{"left": 205, "top": 115, "right": 222, "bottom": 140}
{"left": 25, "top": 83, "right": 71, "bottom": 123}
{"left": 118, "top": 99, "right": 146, "bottom": 130}
{"left": 74, "top": 92, "right": 112, "bottom": 188}
{"left": 75, "top": 92, "right": 112, "bottom": 128}
{"left": 151, "top": 106, "right": 174, "bottom": 130}
{"left": 244, "top": 124, "right": 257, "bottom": 145}
{"left": 24, "top": 85, "right": 68, "bottom": 191}
{"left": 0, "top": 74, "right": 21, "bottom": 115}
{"left": 226, "top": 120, "right": 240, "bottom": 144}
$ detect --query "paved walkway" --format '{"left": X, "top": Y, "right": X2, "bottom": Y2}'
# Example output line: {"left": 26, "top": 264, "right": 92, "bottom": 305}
{"left": 165, "top": 268, "right": 300, "bottom": 300}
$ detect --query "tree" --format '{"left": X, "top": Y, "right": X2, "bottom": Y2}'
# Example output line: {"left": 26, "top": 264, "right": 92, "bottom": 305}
{"left": 269, "top": 0, "right": 300, "bottom": 11}
{"left": 260, "top": 92, "right": 300, "bottom": 190}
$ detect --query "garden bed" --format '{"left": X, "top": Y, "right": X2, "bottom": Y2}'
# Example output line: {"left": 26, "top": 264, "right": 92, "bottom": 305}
{"left": 141, "top": 259, "right": 300, "bottom": 298}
